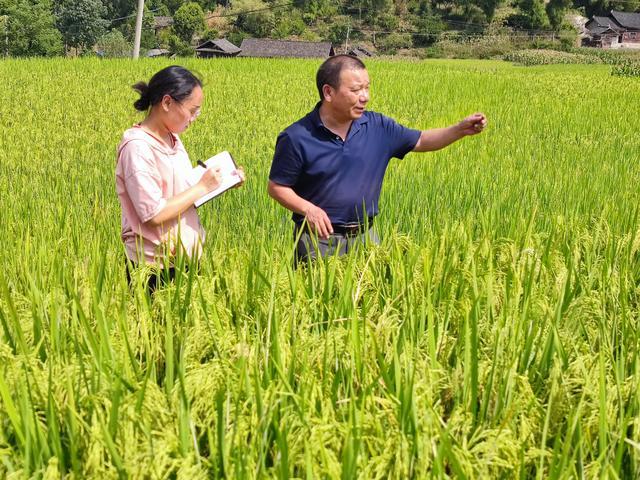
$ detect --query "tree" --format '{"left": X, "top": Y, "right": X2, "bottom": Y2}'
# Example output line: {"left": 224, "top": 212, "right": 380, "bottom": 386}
{"left": 451, "top": 0, "right": 489, "bottom": 27}
{"left": 237, "top": 10, "right": 275, "bottom": 37}
{"left": 55, "top": 0, "right": 109, "bottom": 53}
{"left": 166, "top": 0, "right": 186, "bottom": 15}
{"left": 412, "top": 15, "right": 445, "bottom": 47}
{"left": 574, "top": 0, "right": 640, "bottom": 17}
{"left": 95, "top": 29, "right": 131, "bottom": 57}
{"left": 375, "top": 13, "right": 399, "bottom": 30}
{"left": 101, "top": 0, "right": 133, "bottom": 20}
{"left": 193, "top": 0, "right": 220, "bottom": 11}
{"left": 272, "top": 10, "right": 306, "bottom": 38}
{"left": 477, "top": 0, "right": 500, "bottom": 21}
{"left": 518, "top": 0, "right": 550, "bottom": 29}
{"left": 0, "top": 0, "right": 63, "bottom": 56}
{"left": 546, "top": 0, "right": 572, "bottom": 30}
{"left": 292, "top": 0, "right": 338, "bottom": 23}
{"left": 327, "top": 16, "right": 351, "bottom": 44}
{"left": 234, "top": 0, "right": 276, "bottom": 38}
{"left": 361, "top": 0, "right": 392, "bottom": 22}
{"left": 173, "top": 2, "right": 205, "bottom": 43}
{"left": 148, "top": 0, "right": 170, "bottom": 16}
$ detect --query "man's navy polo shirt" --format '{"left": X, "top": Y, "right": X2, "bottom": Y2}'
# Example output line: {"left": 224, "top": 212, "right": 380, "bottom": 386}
{"left": 269, "top": 104, "right": 421, "bottom": 225}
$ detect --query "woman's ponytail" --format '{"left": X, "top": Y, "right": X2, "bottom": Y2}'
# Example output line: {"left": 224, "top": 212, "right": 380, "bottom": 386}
{"left": 132, "top": 81, "right": 151, "bottom": 111}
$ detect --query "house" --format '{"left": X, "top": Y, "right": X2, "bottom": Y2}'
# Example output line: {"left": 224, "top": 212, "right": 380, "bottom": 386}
{"left": 238, "top": 39, "right": 334, "bottom": 58}
{"left": 195, "top": 39, "right": 241, "bottom": 58}
{"left": 347, "top": 46, "right": 373, "bottom": 57}
{"left": 584, "top": 10, "right": 640, "bottom": 48}
{"left": 584, "top": 15, "right": 623, "bottom": 48}
{"left": 146, "top": 48, "right": 170, "bottom": 58}
{"left": 153, "top": 16, "right": 174, "bottom": 36}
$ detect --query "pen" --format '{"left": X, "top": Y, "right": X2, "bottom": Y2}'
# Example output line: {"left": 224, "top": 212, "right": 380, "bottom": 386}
{"left": 197, "top": 160, "right": 207, "bottom": 169}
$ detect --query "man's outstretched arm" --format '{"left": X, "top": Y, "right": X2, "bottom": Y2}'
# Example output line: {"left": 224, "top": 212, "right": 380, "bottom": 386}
{"left": 413, "top": 113, "right": 487, "bottom": 152}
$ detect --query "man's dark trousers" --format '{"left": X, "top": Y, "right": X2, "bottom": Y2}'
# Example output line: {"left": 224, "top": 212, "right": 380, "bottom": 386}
{"left": 294, "top": 224, "right": 380, "bottom": 266}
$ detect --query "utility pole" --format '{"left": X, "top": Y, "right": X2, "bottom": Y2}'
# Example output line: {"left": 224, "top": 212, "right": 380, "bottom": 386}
{"left": 133, "top": 0, "right": 145, "bottom": 59}
{"left": 344, "top": 25, "right": 350, "bottom": 54}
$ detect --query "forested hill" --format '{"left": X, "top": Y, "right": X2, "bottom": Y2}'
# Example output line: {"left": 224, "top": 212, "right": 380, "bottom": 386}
{"left": 1, "top": 0, "right": 639, "bottom": 57}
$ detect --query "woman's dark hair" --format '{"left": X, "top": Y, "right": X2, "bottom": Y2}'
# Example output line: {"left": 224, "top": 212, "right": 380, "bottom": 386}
{"left": 316, "top": 55, "right": 366, "bottom": 101}
{"left": 132, "top": 65, "right": 202, "bottom": 112}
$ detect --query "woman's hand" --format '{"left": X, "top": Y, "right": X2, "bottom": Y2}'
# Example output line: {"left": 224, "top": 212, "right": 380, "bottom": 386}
{"left": 199, "top": 166, "right": 223, "bottom": 192}
{"left": 233, "top": 167, "right": 246, "bottom": 188}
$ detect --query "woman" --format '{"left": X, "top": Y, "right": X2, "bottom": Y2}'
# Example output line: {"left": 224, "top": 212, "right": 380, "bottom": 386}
{"left": 116, "top": 65, "right": 243, "bottom": 292}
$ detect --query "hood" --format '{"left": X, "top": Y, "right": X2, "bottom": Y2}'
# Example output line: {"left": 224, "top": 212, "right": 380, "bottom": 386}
{"left": 117, "top": 125, "right": 182, "bottom": 157}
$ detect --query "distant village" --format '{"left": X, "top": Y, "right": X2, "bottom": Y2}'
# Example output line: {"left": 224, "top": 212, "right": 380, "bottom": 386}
{"left": 146, "top": 26, "right": 370, "bottom": 60}
{"left": 142, "top": 9, "right": 640, "bottom": 61}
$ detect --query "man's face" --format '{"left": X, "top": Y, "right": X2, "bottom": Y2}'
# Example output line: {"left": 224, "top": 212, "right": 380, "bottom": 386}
{"left": 326, "top": 68, "right": 370, "bottom": 121}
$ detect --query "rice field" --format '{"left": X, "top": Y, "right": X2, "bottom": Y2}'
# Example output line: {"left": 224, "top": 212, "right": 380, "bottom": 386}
{"left": 1, "top": 57, "right": 639, "bottom": 478}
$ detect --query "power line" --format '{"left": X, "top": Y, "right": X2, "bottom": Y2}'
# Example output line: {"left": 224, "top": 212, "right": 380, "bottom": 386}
{"left": 59, "top": 7, "right": 162, "bottom": 35}
{"left": 110, "top": 8, "right": 161, "bottom": 24}
{"left": 351, "top": 26, "right": 563, "bottom": 39}
{"left": 205, "top": 2, "right": 295, "bottom": 19}
{"left": 347, "top": 19, "right": 574, "bottom": 37}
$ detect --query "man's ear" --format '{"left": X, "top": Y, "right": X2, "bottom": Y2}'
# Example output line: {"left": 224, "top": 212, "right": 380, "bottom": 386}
{"left": 322, "top": 84, "right": 333, "bottom": 103}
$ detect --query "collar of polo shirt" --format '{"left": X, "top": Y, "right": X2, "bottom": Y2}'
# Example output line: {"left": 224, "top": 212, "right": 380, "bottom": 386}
{"left": 311, "top": 102, "right": 369, "bottom": 139}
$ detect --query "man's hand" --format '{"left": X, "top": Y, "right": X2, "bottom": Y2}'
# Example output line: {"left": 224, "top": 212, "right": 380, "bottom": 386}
{"left": 413, "top": 112, "right": 488, "bottom": 152}
{"left": 304, "top": 204, "right": 333, "bottom": 239}
{"left": 267, "top": 181, "right": 334, "bottom": 238}
{"left": 456, "top": 113, "right": 487, "bottom": 136}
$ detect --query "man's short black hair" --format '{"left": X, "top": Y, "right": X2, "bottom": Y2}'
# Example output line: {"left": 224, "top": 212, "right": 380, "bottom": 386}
{"left": 316, "top": 55, "right": 366, "bottom": 101}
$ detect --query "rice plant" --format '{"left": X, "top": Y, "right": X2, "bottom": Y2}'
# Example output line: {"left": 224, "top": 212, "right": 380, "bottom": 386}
{"left": 0, "top": 57, "right": 639, "bottom": 478}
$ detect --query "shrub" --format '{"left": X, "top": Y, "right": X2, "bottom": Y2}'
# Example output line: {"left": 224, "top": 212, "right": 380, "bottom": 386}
{"left": 327, "top": 16, "right": 352, "bottom": 44}
{"left": 419, "top": 44, "right": 444, "bottom": 58}
{"left": 167, "top": 34, "right": 195, "bottom": 56}
{"left": 199, "top": 27, "right": 220, "bottom": 43}
{"left": 412, "top": 15, "right": 446, "bottom": 47}
{"left": 504, "top": 49, "right": 601, "bottom": 65}
{"left": 611, "top": 60, "right": 640, "bottom": 77}
{"left": 236, "top": 9, "right": 276, "bottom": 38}
{"left": 300, "top": 29, "right": 322, "bottom": 42}
{"left": 375, "top": 13, "right": 399, "bottom": 31}
{"left": 95, "top": 29, "right": 131, "bottom": 58}
{"left": 272, "top": 10, "right": 306, "bottom": 38}
{"left": 433, "top": 35, "right": 520, "bottom": 59}
{"left": 227, "top": 30, "right": 249, "bottom": 48}
{"left": 377, "top": 32, "right": 412, "bottom": 54}
{"left": 570, "top": 47, "right": 640, "bottom": 65}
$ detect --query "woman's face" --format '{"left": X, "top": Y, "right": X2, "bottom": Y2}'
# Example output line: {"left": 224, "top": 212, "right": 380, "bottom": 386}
{"left": 162, "top": 85, "right": 203, "bottom": 134}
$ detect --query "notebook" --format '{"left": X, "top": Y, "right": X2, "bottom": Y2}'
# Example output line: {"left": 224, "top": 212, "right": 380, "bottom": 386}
{"left": 189, "top": 151, "right": 241, "bottom": 208}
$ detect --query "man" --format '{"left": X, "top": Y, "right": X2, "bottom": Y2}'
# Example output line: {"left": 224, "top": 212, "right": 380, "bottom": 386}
{"left": 268, "top": 55, "right": 487, "bottom": 263}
